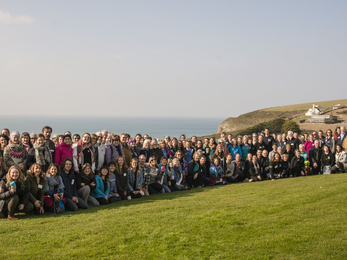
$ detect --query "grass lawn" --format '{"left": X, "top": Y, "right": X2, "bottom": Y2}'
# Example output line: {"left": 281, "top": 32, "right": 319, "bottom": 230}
{"left": 2, "top": 174, "right": 347, "bottom": 259}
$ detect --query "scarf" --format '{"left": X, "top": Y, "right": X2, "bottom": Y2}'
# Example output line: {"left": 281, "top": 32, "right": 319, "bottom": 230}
{"left": 252, "top": 161, "right": 260, "bottom": 174}
{"left": 46, "top": 174, "right": 64, "bottom": 192}
{"left": 75, "top": 140, "right": 95, "bottom": 165}
{"left": 208, "top": 144, "right": 216, "bottom": 149}
{"left": 34, "top": 142, "right": 52, "bottom": 169}
{"left": 23, "top": 143, "right": 31, "bottom": 153}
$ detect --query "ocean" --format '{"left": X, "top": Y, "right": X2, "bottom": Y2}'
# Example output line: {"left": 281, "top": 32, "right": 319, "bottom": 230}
{"left": 0, "top": 116, "right": 224, "bottom": 139}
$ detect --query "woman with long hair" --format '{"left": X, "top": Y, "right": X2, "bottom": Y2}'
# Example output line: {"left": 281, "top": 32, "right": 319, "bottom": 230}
{"left": 60, "top": 158, "right": 89, "bottom": 211}
{"left": 73, "top": 133, "right": 96, "bottom": 173}
{"left": 332, "top": 144, "right": 347, "bottom": 173}
{"left": 91, "top": 165, "right": 113, "bottom": 205}
{"left": 209, "top": 157, "right": 227, "bottom": 186}
{"left": 27, "top": 134, "right": 53, "bottom": 173}
{"left": 148, "top": 156, "right": 165, "bottom": 195}
{"left": 44, "top": 163, "right": 66, "bottom": 212}
{"left": 127, "top": 158, "right": 143, "bottom": 198}
{"left": 26, "top": 163, "right": 46, "bottom": 215}
{"left": 115, "top": 156, "right": 130, "bottom": 200}
{"left": 0, "top": 166, "right": 33, "bottom": 220}
{"left": 76, "top": 163, "right": 99, "bottom": 207}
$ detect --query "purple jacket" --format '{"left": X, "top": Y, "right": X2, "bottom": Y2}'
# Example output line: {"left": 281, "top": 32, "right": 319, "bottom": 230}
{"left": 106, "top": 143, "right": 124, "bottom": 165}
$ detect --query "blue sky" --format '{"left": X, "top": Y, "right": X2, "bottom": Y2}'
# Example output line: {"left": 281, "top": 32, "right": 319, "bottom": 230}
{"left": 0, "top": 1, "right": 346, "bottom": 117}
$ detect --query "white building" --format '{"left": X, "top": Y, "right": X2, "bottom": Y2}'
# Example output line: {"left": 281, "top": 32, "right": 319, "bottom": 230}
{"left": 305, "top": 104, "right": 324, "bottom": 116}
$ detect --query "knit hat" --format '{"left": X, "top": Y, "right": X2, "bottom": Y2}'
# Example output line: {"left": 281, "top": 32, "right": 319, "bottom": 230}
{"left": 129, "top": 138, "right": 136, "bottom": 145}
{"left": 63, "top": 134, "right": 71, "bottom": 140}
{"left": 10, "top": 131, "right": 20, "bottom": 138}
{"left": 30, "top": 132, "right": 37, "bottom": 139}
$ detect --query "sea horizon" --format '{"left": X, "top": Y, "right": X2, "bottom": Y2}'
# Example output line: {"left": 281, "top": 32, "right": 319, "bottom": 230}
{"left": 0, "top": 115, "right": 224, "bottom": 139}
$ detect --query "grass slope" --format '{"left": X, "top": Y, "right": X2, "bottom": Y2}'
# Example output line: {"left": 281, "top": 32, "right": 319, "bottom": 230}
{"left": 261, "top": 99, "right": 347, "bottom": 112}
{"left": 2, "top": 174, "right": 347, "bottom": 259}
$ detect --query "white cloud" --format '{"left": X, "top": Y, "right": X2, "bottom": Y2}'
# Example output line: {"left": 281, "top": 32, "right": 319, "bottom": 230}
{"left": 0, "top": 9, "right": 34, "bottom": 24}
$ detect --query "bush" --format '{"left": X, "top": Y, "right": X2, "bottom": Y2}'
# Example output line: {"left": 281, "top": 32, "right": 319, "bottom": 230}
{"left": 282, "top": 121, "right": 301, "bottom": 134}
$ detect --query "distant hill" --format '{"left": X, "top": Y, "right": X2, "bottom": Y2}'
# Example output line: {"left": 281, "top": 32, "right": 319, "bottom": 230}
{"left": 207, "top": 99, "right": 347, "bottom": 139}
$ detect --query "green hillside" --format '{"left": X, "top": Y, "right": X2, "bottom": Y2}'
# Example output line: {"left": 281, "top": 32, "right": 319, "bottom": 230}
{"left": 2, "top": 174, "right": 347, "bottom": 259}
{"left": 261, "top": 99, "right": 347, "bottom": 112}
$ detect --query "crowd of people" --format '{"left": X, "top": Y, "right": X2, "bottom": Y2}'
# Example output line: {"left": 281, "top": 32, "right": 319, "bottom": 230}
{"left": 0, "top": 125, "right": 346, "bottom": 220}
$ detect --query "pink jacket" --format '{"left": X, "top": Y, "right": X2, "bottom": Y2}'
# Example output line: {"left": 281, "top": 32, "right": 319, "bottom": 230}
{"left": 54, "top": 142, "right": 73, "bottom": 165}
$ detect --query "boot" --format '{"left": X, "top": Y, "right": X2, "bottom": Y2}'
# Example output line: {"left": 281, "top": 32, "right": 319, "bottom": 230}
{"left": 7, "top": 215, "right": 18, "bottom": 220}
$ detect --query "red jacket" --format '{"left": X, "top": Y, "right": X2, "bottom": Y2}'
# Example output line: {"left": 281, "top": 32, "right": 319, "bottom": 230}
{"left": 54, "top": 142, "right": 73, "bottom": 165}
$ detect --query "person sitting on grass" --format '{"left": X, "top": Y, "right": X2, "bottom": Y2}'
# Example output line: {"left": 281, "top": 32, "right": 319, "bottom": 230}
{"left": 187, "top": 153, "right": 203, "bottom": 188}
{"left": 158, "top": 156, "right": 174, "bottom": 192}
{"left": 332, "top": 144, "right": 347, "bottom": 173}
{"left": 91, "top": 165, "right": 112, "bottom": 205}
{"left": 269, "top": 153, "right": 283, "bottom": 180}
{"left": 148, "top": 156, "right": 165, "bottom": 195}
{"left": 209, "top": 157, "right": 227, "bottom": 186}
{"left": 115, "top": 156, "right": 130, "bottom": 200}
{"left": 224, "top": 153, "right": 235, "bottom": 183}
{"left": 321, "top": 145, "right": 335, "bottom": 175}
{"left": 60, "top": 158, "right": 89, "bottom": 211}
{"left": 27, "top": 163, "right": 46, "bottom": 215}
{"left": 247, "top": 154, "right": 262, "bottom": 182}
{"left": 76, "top": 163, "right": 99, "bottom": 207}
{"left": 290, "top": 150, "right": 305, "bottom": 177}
{"left": 107, "top": 162, "right": 122, "bottom": 203}
{"left": 127, "top": 158, "right": 143, "bottom": 198}
{"left": 172, "top": 158, "right": 185, "bottom": 190}
{"left": 44, "top": 163, "right": 66, "bottom": 212}
{"left": 0, "top": 166, "right": 33, "bottom": 220}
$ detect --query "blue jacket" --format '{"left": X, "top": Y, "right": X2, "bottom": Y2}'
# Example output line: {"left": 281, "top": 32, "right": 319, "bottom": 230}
{"left": 108, "top": 173, "right": 118, "bottom": 197}
{"left": 127, "top": 168, "right": 143, "bottom": 192}
{"left": 139, "top": 148, "right": 153, "bottom": 162}
{"left": 228, "top": 145, "right": 242, "bottom": 159}
{"left": 91, "top": 175, "right": 110, "bottom": 199}
{"left": 209, "top": 165, "right": 224, "bottom": 177}
{"left": 172, "top": 165, "right": 183, "bottom": 185}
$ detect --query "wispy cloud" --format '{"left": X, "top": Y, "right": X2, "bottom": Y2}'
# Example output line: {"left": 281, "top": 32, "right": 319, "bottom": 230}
{"left": 0, "top": 9, "right": 34, "bottom": 24}
{"left": 154, "top": 41, "right": 193, "bottom": 53}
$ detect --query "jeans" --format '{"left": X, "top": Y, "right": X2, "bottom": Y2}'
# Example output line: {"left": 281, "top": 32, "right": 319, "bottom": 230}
{"left": 322, "top": 165, "right": 332, "bottom": 175}
{"left": 78, "top": 186, "right": 100, "bottom": 207}
{"left": 148, "top": 183, "right": 164, "bottom": 194}
{"left": 65, "top": 197, "right": 89, "bottom": 211}
{"left": 162, "top": 184, "right": 171, "bottom": 193}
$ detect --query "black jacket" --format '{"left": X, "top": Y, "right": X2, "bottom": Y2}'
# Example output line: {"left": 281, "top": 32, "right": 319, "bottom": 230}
{"left": 75, "top": 172, "right": 97, "bottom": 192}
{"left": 290, "top": 156, "right": 304, "bottom": 176}
{"left": 309, "top": 146, "right": 322, "bottom": 165}
{"left": 60, "top": 170, "right": 78, "bottom": 199}
{"left": 287, "top": 137, "right": 299, "bottom": 151}
{"left": 321, "top": 153, "right": 335, "bottom": 167}
{"left": 269, "top": 161, "right": 283, "bottom": 179}
{"left": 116, "top": 168, "right": 128, "bottom": 194}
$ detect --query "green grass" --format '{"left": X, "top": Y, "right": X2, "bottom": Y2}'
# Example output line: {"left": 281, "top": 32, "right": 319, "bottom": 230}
{"left": 2, "top": 174, "right": 347, "bottom": 259}
{"left": 261, "top": 99, "right": 347, "bottom": 112}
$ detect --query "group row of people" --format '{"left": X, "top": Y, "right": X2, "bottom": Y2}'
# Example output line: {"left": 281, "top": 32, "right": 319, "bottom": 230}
{"left": 0, "top": 125, "right": 346, "bottom": 220}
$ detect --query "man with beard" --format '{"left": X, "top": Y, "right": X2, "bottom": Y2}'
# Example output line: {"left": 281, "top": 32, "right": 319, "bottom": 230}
{"left": 42, "top": 126, "right": 55, "bottom": 158}
{"left": 121, "top": 133, "right": 132, "bottom": 167}
{"left": 139, "top": 155, "right": 150, "bottom": 196}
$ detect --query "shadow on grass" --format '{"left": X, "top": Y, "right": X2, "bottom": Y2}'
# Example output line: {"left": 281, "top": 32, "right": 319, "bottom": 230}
{"left": 16, "top": 186, "right": 211, "bottom": 220}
